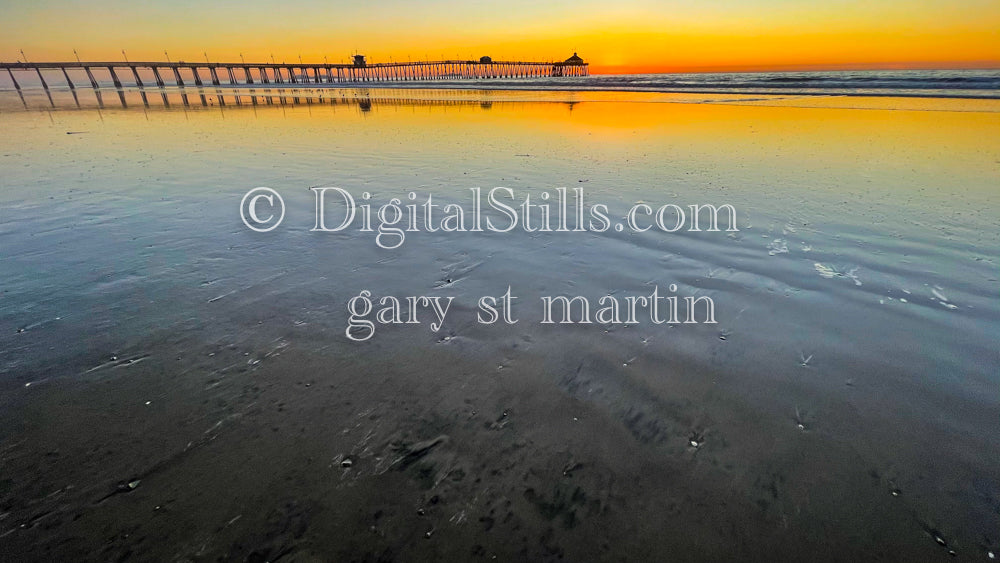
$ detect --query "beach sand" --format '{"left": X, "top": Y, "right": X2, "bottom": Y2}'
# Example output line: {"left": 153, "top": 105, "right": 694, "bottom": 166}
{"left": 0, "top": 88, "right": 998, "bottom": 561}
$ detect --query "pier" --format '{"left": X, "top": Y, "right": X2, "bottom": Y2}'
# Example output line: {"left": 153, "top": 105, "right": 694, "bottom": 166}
{"left": 0, "top": 54, "right": 588, "bottom": 108}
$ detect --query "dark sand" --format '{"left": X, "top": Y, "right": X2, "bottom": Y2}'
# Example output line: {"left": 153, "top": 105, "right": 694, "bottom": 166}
{"left": 6, "top": 323, "right": 987, "bottom": 562}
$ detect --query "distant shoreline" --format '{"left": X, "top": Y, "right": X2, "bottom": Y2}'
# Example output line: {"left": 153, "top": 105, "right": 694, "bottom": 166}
{"left": 3, "top": 83, "right": 998, "bottom": 101}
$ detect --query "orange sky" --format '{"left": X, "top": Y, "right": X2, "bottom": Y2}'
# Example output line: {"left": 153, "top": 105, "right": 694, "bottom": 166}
{"left": 2, "top": 0, "right": 998, "bottom": 72}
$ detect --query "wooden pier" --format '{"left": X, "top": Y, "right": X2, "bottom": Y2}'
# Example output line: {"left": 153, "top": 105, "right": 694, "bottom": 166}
{"left": 0, "top": 54, "right": 588, "bottom": 107}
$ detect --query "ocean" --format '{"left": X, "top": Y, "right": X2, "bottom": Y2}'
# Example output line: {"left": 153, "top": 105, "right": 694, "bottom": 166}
{"left": 0, "top": 76, "right": 998, "bottom": 561}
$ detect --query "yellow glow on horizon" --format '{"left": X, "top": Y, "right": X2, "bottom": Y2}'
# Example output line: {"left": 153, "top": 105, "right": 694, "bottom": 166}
{"left": 1, "top": 1, "right": 998, "bottom": 72}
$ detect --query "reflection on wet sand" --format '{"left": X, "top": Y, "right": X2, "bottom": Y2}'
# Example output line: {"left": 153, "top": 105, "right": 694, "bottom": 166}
{"left": 3, "top": 84, "right": 576, "bottom": 113}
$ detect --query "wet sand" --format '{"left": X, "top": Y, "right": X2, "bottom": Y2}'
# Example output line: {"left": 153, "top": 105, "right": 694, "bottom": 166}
{"left": 0, "top": 89, "right": 998, "bottom": 561}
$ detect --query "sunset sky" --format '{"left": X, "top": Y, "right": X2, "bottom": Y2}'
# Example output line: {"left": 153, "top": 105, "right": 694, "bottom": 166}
{"left": 2, "top": 0, "right": 998, "bottom": 73}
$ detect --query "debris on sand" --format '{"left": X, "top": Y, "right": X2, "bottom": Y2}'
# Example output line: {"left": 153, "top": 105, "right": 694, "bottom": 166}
{"left": 392, "top": 435, "right": 449, "bottom": 470}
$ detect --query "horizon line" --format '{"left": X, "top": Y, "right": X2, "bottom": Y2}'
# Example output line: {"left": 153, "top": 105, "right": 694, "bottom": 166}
{"left": 592, "top": 60, "right": 1000, "bottom": 74}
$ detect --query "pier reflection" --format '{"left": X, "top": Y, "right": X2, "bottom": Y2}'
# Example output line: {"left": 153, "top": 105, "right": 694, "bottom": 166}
{"left": 0, "top": 85, "right": 566, "bottom": 114}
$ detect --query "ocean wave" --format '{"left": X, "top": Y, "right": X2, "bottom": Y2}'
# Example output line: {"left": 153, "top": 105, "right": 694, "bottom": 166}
{"left": 403, "top": 69, "right": 1000, "bottom": 99}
